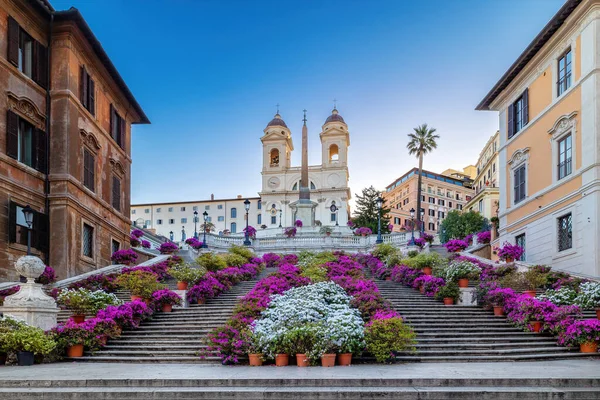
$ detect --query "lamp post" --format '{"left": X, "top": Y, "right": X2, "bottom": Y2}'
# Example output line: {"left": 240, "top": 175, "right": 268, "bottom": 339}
{"left": 420, "top": 209, "right": 425, "bottom": 236}
{"left": 243, "top": 199, "right": 251, "bottom": 246}
{"left": 409, "top": 208, "right": 415, "bottom": 245}
{"left": 375, "top": 196, "right": 383, "bottom": 244}
{"left": 169, "top": 231, "right": 174, "bottom": 241}
{"left": 202, "top": 211, "right": 208, "bottom": 248}
{"left": 22, "top": 205, "right": 34, "bottom": 256}
{"left": 279, "top": 208, "right": 282, "bottom": 228}
{"left": 193, "top": 210, "right": 198, "bottom": 239}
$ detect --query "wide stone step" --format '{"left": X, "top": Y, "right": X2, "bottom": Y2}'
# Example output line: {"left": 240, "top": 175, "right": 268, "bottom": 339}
{"left": 395, "top": 352, "right": 597, "bottom": 362}
{"left": 89, "top": 349, "right": 202, "bottom": 356}
{"left": 404, "top": 347, "right": 576, "bottom": 357}
{"left": 66, "top": 356, "right": 215, "bottom": 363}
{"left": 415, "top": 341, "right": 559, "bottom": 349}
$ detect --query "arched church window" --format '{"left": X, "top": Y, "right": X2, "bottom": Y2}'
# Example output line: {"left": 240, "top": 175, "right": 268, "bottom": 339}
{"left": 270, "top": 148, "right": 279, "bottom": 166}
{"left": 292, "top": 181, "right": 316, "bottom": 190}
{"left": 311, "top": 181, "right": 316, "bottom": 190}
{"left": 292, "top": 182, "right": 297, "bottom": 191}
{"left": 329, "top": 144, "right": 339, "bottom": 162}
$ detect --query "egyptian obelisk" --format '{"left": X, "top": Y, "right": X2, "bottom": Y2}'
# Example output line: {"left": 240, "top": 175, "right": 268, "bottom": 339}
{"left": 295, "top": 109, "right": 316, "bottom": 226}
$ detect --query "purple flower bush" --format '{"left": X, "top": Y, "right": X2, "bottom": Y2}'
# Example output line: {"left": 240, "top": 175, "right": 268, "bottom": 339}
{"left": 444, "top": 239, "right": 468, "bottom": 252}
{"left": 414, "top": 275, "right": 445, "bottom": 297}
{"left": 110, "top": 249, "right": 138, "bottom": 266}
{"left": 141, "top": 240, "right": 151, "bottom": 249}
{"left": 347, "top": 220, "right": 356, "bottom": 228}
{"left": 495, "top": 242, "right": 524, "bottom": 261}
{"left": 130, "top": 229, "right": 145, "bottom": 247}
{"left": 422, "top": 233, "right": 434, "bottom": 244}
{"left": 483, "top": 287, "right": 517, "bottom": 307}
{"left": 294, "top": 219, "right": 303, "bottom": 228}
{"left": 284, "top": 227, "right": 297, "bottom": 238}
{"left": 243, "top": 226, "right": 257, "bottom": 239}
{"left": 151, "top": 289, "right": 182, "bottom": 307}
{"left": 69, "top": 274, "right": 117, "bottom": 292}
{"left": 476, "top": 231, "right": 491, "bottom": 244}
{"left": 414, "top": 237, "right": 426, "bottom": 248}
{"left": 185, "top": 237, "right": 203, "bottom": 250}
{"left": 262, "top": 253, "right": 281, "bottom": 268}
{"left": 355, "top": 227, "right": 372, "bottom": 236}
{"left": 560, "top": 320, "right": 600, "bottom": 346}
{"left": 131, "top": 229, "right": 144, "bottom": 239}
{"left": 158, "top": 242, "right": 179, "bottom": 254}
{"left": 34, "top": 266, "right": 56, "bottom": 285}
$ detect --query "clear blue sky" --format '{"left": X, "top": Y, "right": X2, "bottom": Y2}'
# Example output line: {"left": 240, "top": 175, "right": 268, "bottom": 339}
{"left": 52, "top": 0, "right": 565, "bottom": 205}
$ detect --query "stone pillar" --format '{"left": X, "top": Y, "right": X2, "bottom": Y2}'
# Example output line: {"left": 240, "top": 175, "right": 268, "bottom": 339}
{"left": 1, "top": 256, "right": 58, "bottom": 330}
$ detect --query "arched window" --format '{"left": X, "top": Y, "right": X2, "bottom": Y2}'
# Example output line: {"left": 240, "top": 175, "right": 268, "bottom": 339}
{"left": 270, "top": 148, "right": 279, "bottom": 166}
{"left": 329, "top": 144, "right": 339, "bottom": 161}
{"left": 231, "top": 222, "right": 237, "bottom": 233}
{"left": 231, "top": 208, "right": 237, "bottom": 218}
{"left": 292, "top": 181, "right": 317, "bottom": 190}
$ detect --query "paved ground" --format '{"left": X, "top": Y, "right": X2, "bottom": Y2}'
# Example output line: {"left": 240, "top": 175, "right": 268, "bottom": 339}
{"left": 0, "top": 360, "right": 599, "bottom": 381}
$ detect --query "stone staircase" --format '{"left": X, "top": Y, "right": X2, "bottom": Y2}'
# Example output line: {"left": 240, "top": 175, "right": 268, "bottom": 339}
{"left": 72, "top": 275, "right": 264, "bottom": 363}
{"left": 375, "top": 280, "right": 597, "bottom": 362}
{"left": 56, "top": 290, "right": 131, "bottom": 323}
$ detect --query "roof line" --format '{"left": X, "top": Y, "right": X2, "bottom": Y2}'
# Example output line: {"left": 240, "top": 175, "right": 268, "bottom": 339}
{"left": 132, "top": 197, "right": 262, "bottom": 207}
{"left": 53, "top": 8, "right": 150, "bottom": 124}
{"left": 476, "top": 0, "right": 581, "bottom": 111}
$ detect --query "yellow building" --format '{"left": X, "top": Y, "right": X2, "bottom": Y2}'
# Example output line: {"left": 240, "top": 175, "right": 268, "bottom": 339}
{"left": 465, "top": 131, "right": 500, "bottom": 221}
{"left": 477, "top": 0, "right": 599, "bottom": 276}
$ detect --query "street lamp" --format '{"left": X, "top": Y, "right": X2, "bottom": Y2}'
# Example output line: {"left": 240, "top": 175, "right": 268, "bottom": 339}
{"left": 21, "top": 205, "right": 34, "bottom": 255}
{"left": 243, "top": 199, "right": 251, "bottom": 246}
{"left": 169, "top": 231, "right": 174, "bottom": 241}
{"left": 375, "top": 196, "right": 383, "bottom": 244}
{"left": 279, "top": 208, "right": 282, "bottom": 228}
{"left": 409, "top": 208, "right": 415, "bottom": 245}
{"left": 202, "top": 211, "right": 209, "bottom": 248}
{"left": 420, "top": 209, "right": 425, "bottom": 236}
{"left": 193, "top": 210, "right": 198, "bottom": 239}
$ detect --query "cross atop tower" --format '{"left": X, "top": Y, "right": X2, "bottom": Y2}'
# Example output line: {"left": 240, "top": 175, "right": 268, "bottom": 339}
{"left": 276, "top": 103, "right": 280, "bottom": 114}
{"left": 303, "top": 109, "right": 307, "bottom": 125}
{"left": 333, "top": 98, "right": 337, "bottom": 110}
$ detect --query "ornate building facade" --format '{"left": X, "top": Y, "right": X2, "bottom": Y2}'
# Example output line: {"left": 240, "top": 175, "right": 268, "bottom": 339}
{"left": 258, "top": 108, "right": 351, "bottom": 229}
{"left": 0, "top": 0, "right": 148, "bottom": 280}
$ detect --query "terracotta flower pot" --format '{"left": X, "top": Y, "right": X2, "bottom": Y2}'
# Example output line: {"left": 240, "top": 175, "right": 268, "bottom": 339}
{"left": 443, "top": 297, "right": 454, "bottom": 305}
{"left": 458, "top": 278, "right": 469, "bottom": 288}
{"left": 385, "top": 277, "right": 391, "bottom": 281}
{"left": 523, "top": 290, "right": 537, "bottom": 298}
{"left": 130, "top": 295, "right": 143, "bottom": 302}
{"left": 505, "top": 257, "right": 514, "bottom": 263}
{"left": 595, "top": 308, "right": 600, "bottom": 320}
{"left": 321, "top": 353, "right": 336, "bottom": 367}
{"left": 422, "top": 267, "right": 432, "bottom": 276}
{"left": 248, "top": 353, "right": 263, "bottom": 366}
{"left": 296, "top": 353, "right": 309, "bottom": 367}
{"left": 71, "top": 315, "right": 85, "bottom": 324}
{"left": 275, "top": 354, "right": 289, "bottom": 367}
{"left": 337, "top": 353, "right": 352, "bottom": 366}
{"left": 161, "top": 304, "right": 173, "bottom": 313}
{"left": 531, "top": 321, "right": 542, "bottom": 333}
{"left": 66, "top": 344, "right": 84, "bottom": 358}
{"left": 197, "top": 299, "right": 206, "bottom": 305}
{"left": 177, "top": 281, "right": 189, "bottom": 290}
{"left": 419, "top": 286, "right": 425, "bottom": 294}
{"left": 580, "top": 342, "right": 598, "bottom": 353}
{"left": 493, "top": 305, "right": 504, "bottom": 316}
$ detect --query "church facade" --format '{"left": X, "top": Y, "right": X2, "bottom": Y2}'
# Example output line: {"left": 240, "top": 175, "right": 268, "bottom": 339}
{"left": 258, "top": 108, "right": 351, "bottom": 229}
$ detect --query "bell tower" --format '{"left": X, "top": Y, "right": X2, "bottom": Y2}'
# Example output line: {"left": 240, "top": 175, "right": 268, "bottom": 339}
{"left": 320, "top": 107, "right": 349, "bottom": 168}
{"left": 261, "top": 112, "right": 293, "bottom": 172}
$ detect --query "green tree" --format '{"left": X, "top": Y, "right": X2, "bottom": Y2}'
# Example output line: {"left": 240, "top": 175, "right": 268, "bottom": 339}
{"left": 352, "top": 186, "right": 391, "bottom": 234}
{"left": 406, "top": 124, "right": 439, "bottom": 232}
{"left": 439, "top": 210, "right": 486, "bottom": 243}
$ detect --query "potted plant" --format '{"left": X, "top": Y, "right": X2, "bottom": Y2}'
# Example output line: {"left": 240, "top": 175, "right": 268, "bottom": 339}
{"left": 111, "top": 249, "right": 138, "bottom": 266}
{"left": 562, "top": 319, "right": 600, "bottom": 353}
{"left": 443, "top": 239, "right": 468, "bottom": 253}
{"left": 294, "top": 219, "right": 303, "bottom": 228}
{"left": 185, "top": 237, "right": 203, "bottom": 250}
{"left": 484, "top": 287, "right": 516, "bottom": 317}
{"left": 4, "top": 325, "right": 56, "bottom": 366}
{"left": 499, "top": 272, "right": 531, "bottom": 296}
{"left": 284, "top": 227, "right": 297, "bottom": 238}
{"left": 355, "top": 227, "right": 372, "bottom": 237}
{"left": 151, "top": 289, "right": 182, "bottom": 313}
{"left": 34, "top": 266, "right": 56, "bottom": 285}
{"left": 168, "top": 264, "right": 203, "bottom": 290}
{"left": 285, "top": 326, "right": 316, "bottom": 367}
{"left": 243, "top": 226, "right": 257, "bottom": 240}
{"left": 443, "top": 261, "right": 480, "bottom": 288}
{"left": 158, "top": 242, "right": 179, "bottom": 255}
{"left": 52, "top": 319, "right": 94, "bottom": 358}
{"left": 319, "top": 226, "right": 334, "bottom": 237}
{"left": 115, "top": 270, "right": 165, "bottom": 302}
{"left": 273, "top": 335, "right": 292, "bottom": 367}
{"left": 244, "top": 330, "right": 263, "bottom": 367}
{"left": 365, "top": 316, "right": 416, "bottom": 363}
{"left": 476, "top": 231, "right": 491, "bottom": 245}
{"left": 435, "top": 282, "right": 460, "bottom": 305}
{"left": 523, "top": 268, "right": 548, "bottom": 297}
{"left": 56, "top": 288, "right": 94, "bottom": 322}
{"left": 495, "top": 242, "right": 524, "bottom": 263}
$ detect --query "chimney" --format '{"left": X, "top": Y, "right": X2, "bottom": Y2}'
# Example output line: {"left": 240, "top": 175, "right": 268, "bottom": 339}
{"left": 237, "top": 195, "right": 242, "bottom": 199}
{"left": 211, "top": 194, "right": 214, "bottom": 201}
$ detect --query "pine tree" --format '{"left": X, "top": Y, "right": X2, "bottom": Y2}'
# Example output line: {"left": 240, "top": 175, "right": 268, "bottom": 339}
{"left": 351, "top": 186, "right": 392, "bottom": 234}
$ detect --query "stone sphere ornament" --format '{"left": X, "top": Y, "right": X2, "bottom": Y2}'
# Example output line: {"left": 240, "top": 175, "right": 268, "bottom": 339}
{"left": 15, "top": 255, "right": 46, "bottom": 282}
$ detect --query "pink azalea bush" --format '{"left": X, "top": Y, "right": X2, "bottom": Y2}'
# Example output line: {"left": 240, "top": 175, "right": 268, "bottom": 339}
{"left": 476, "top": 231, "right": 491, "bottom": 244}
{"left": 243, "top": 226, "right": 257, "bottom": 239}
{"left": 495, "top": 242, "right": 524, "bottom": 261}
{"left": 294, "top": 219, "right": 303, "bottom": 228}
{"left": 560, "top": 320, "right": 600, "bottom": 346}
{"left": 444, "top": 239, "right": 468, "bottom": 252}
{"left": 158, "top": 242, "right": 179, "bottom": 254}
{"left": 34, "top": 266, "right": 56, "bottom": 285}
{"left": 185, "top": 237, "right": 203, "bottom": 250}
{"left": 110, "top": 249, "right": 138, "bottom": 266}
{"left": 355, "top": 227, "right": 372, "bottom": 236}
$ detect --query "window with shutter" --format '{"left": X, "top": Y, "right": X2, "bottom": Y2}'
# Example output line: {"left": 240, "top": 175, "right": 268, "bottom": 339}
{"left": 88, "top": 78, "right": 95, "bottom": 116}
{"left": 7, "top": 17, "right": 19, "bottom": 66}
{"left": 514, "top": 165, "right": 526, "bottom": 204}
{"left": 80, "top": 66, "right": 88, "bottom": 108}
{"left": 109, "top": 104, "right": 125, "bottom": 148}
{"left": 80, "top": 67, "right": 95, "bottom": 116}
{"left": 83, "top": 149, "right": 95, "bottom": 192}
{"left": 35, "top": 128, "right": 47, "bottom": 174}
{"left": 6, "top": 110, "right": 19, "bottom": 159}
{"left": 33, "top": 211, "right": 49, "bottom": 252}
{"left": 112, "top": 175, "right": 121, "bottom": 211}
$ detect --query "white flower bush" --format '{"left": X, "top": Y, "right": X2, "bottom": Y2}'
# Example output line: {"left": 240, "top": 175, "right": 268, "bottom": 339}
{"left": 537, "top": 288, "right": 578, "bottom": 306}
{"left": 252, "top": 281, "right": 365, "bottom": 358}
{"left": 443, "top": 261, "right": 480, "bottom": 282}
{"left": 537, "top": 282, "right": 600, "bottom": 309}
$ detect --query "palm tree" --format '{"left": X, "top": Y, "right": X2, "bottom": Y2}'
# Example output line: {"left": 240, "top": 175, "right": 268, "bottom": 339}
{"left": 407, "top": 124, "right": 439, "bottom": 236}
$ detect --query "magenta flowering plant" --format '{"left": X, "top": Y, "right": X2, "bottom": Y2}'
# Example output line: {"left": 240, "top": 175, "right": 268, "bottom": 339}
{"left": 185, "top": 237, "right": 203, "bottom": 250}
{"left": 261, "top": 253, "right": 281, "bottom": 268}
{"left": 130, "top": 237, "right": 141, "bottom": 247}
{"left": 141, "top": 240, "right": 151, "bottom": 249}
{"left": 294, "top": 219, "right": 303, "bottom": 228}
{"left": 390, "top": 265, "right": 424, "bottom": 287}
{"left": 284, "top": 227, "right": 297, "bottom": 238}
{"left": 444, "top": 239, "right": 468, "bottom": 252}
{"left": 111, "top": 249, "right": 138, "bottom": 266}
{"left": 503, "top": 295, "right": 558, "bottom": 331}
{"left": 243, "top": 226, "right": 257, "bottom": 239}
{"left": 69, "top": 274, "right": 117, "bottom": 292}
{"left": 34, "top": 266, "right": 56, "bottom": 285}
{"left": 422, "top": 233, "right": 434, "bottom": 244}
{"left": 368, "top": 309, "right": 402, "bottom": 324}
{"left": 414, "top": 275, "right": 445, "bottom": 297}
{"left": 131, "top": 229, "right": 144, "bottom": 239}
{"left": 414, "top": 237, "right": 426, "bottom": 248}
{"left": 186, "top": 273, "right": 226, "bottom": 303}
{"left": 495, "top": 242, "right": 524, "bottom": 261}
{"left": 483, "top": 287, "right": 517, "bottom": 307}
{"left": 560, "top": 319, "right": 600, "bottom": 346}
{"left": 151, "top": 289, "right": 182, "bottom": 307}
{"left": 463, "top": 234, "right": 474, "bottom": 245}
{"left": 387, "top": 224, "right": 394, "bottom": 232}
{"left": 347, "top": 220, "right": 356, "bottom": 228}
{"left": 50, "top": 319, "right": 96, "bottom": 348}
{"left": 158, "top": 242, "right": 179, "bottom": 254}
{"left": 476, "top": 231, "right": 491, "bottom": 244}
{"left": 355, "top": 227, "right": 372, "bottom": 236}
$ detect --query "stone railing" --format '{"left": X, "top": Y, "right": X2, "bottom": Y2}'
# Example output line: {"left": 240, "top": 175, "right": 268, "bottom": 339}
{"left": 197, "top": 232, "right": 410, "bottom": 254}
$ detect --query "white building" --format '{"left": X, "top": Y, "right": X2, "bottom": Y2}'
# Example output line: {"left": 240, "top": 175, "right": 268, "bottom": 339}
{"left": 259, "top": 108, "right": 351, "bottom": 229}
{"left": 131, "top": 195, "right": 262, "bottom": 241}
